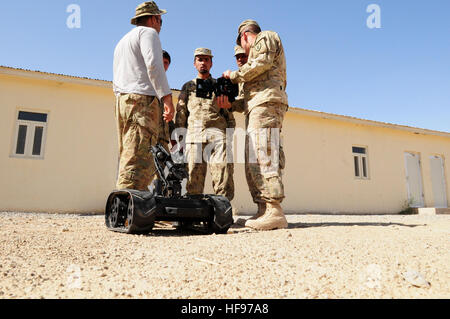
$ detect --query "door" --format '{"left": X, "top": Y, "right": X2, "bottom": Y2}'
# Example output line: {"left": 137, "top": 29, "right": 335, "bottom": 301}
{"left": 404, "top": 152, "right": 425, "bottom": 207}
{"left": 430, "top": 155, "right": 448, "bottom": 208}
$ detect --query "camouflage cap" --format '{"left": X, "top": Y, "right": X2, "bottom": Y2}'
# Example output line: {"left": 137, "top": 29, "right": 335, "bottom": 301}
{"left": 236, "top": 19, "right": 260, "bottom": 45}
{"left": 234, "top": 45, "right": 246, "bottom": 56}
{"left": 194, "top": 48, "right": 214, "bottom": 58}
{"left": 131, "top": 1, "right": 167, "bottom": 25}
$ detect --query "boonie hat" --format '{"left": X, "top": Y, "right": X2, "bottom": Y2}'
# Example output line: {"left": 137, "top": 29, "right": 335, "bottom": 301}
{"left": 194, "top": 48, "right": 214, "bottom": 58}
{"left": 236, "top": 19, "right": 260, "bottom": 45}
{"left": 131, "top": 1, "right": 167, "bottom": 25}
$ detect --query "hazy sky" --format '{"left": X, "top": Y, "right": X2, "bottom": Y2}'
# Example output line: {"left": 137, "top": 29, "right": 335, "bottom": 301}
{"left": 0, "top": 0, "right": 448, "bottom": 132}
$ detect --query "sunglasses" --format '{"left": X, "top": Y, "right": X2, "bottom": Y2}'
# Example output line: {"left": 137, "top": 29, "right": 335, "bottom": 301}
{"left": 238, "top": 30, "right": 250, "bottom": 45}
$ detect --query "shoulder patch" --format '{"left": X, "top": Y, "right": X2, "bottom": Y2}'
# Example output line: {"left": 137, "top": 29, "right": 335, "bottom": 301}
{"left": 253, "top": 37, "right": 268, "bottom": 54}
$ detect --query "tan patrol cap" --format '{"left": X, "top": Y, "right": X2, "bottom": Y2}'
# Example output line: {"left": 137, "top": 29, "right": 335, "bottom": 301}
{"left": 234, "top": 45, "right": 246, "bottom": 56}
{"left": 131, "top": 1, "right": 167, "bottom": 25}
{"left": 236, "top": 19, "right": 260, "bottom": 45}
{"left": 194, "top": 48, "right": 214, "bottom": 58}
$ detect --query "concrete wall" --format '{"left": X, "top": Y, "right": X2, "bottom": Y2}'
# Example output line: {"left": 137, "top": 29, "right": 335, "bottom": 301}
{"left": 282, "top": 111, "right": 449, "bottom": 214}
{"left": 0, "top": 72, "right": 117, "bottom": 213}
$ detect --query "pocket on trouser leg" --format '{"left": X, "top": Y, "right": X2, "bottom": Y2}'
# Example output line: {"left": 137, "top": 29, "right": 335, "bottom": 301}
{"left": 211, "top": 163, "right": 235, "bottom": 201}
{"left": 127, "top": 95, "right": 161, "bottom": 137}
{"left": 251, "top": 127, "right": 283, "bottom": 177}
{"left": 262, "top": 175, "right": 285, "bottom": 202}
{"left": 118, "top": 124, "right": 157, "bottom": 191}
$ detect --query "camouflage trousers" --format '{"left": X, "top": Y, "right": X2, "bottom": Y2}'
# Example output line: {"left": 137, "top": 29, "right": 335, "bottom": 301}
{"left": 245, "top": 102, "right": 287, "bottom": 204}
{"left": 115, "top": 93, "right": 161, "bottom": 191}
{"left": 185, "top": 138, "right": 234, "bottom": 201}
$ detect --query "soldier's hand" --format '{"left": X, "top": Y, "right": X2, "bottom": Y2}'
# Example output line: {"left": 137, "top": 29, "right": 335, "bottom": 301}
{"left": 216, "top": 95, "right": 232, "bottom": 109}
{"left": 162, "top": 95, "right": 175, "bottom": 122}
{"left": 222, "top": 70, "right": 232, "bottom": 79}
{"left": 164, "top": 104, "right": 175, "bottom": 122}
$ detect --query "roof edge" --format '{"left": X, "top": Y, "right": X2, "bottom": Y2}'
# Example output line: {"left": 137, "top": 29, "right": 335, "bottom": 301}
{"left": 289, "top": 107, "right": 450, "bottom": 138}
{"left": 0, "top": 65, "right": 112, "bottom": 89}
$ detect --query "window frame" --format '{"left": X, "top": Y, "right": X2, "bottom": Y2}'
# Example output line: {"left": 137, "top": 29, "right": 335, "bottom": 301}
{"left": 352, "top": 145, "right": 370, "bottom": 180}
{"left": 10, "top": 109, "right": 49, "bottom": 160}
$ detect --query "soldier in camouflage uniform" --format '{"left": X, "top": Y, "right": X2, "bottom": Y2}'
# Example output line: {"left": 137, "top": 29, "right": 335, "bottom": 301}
{"left": 175, "top": 48, "right": 235, "bottom": 201}
{"left": 229, "top": 46, "right": 265, "bottom": 223}
{"left": 220, "top": 20, "right": 289, "bottom": 230}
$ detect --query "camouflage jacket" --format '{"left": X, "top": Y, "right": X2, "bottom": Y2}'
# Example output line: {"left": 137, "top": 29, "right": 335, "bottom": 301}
{"left": 175, "top": 76, "right": 235, "bottom": 143}
{"left": 230, "top": 31, "right": 288, "bottom": 112}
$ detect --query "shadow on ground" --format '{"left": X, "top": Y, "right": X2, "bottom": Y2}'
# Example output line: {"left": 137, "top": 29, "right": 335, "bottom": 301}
{"left": 133, "top": 220, "right": 427, "bottom": 237}
{"left": 287, "top": 222, "right": 426, "bottom": 229}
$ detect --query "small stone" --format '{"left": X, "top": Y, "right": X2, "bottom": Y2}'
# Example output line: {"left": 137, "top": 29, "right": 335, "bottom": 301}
{"left": 402, "top": 270, "right": 431, "bottom": 288}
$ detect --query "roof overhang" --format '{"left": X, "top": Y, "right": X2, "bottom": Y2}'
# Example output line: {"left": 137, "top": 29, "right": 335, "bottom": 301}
{"left": 0, "top": 66, "right": 112, "bottom": 89}
{"left": 288, "top": 107, "right": 450, "bottom": 139}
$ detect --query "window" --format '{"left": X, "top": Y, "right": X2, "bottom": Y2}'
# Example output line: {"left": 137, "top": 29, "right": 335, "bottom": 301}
{"left": 353, "top": 146, "right": 369, "bottom": 179}
{"left": 12, "top": 111, "right": 48, "bottom": 159}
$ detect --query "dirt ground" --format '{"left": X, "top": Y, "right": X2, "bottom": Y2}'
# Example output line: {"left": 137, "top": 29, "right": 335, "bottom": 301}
{"left": 0, "top": 212, "right": 448, "bottom": 299}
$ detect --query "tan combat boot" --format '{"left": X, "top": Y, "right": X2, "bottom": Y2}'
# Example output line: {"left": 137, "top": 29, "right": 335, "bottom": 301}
{"left": 245, "top": 202, "right": 288, "bottom": 230}
{"left": 235, "top": 203, "right": 266, "bottom": 226}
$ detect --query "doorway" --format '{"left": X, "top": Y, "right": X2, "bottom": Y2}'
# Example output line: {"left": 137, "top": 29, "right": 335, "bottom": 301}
{"left": 430, "top": 155, "right": 448, "bottom": 208}
{"left": 404, "top": 152, "right": 425, "bottom": 207}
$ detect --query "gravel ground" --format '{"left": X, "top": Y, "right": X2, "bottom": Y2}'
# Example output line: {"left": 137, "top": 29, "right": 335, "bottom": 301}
{"left": 0, "top": 212, "right": 449, "bottom": 299}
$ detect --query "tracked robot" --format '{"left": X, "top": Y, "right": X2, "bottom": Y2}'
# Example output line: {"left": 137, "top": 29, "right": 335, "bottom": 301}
{"left": 105, "top": 144, "right": 233, "bottom": 235}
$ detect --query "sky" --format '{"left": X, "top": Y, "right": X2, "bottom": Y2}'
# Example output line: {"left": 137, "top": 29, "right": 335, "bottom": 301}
{"left": 0, "top": 0, "right": 449, "bottom": 132}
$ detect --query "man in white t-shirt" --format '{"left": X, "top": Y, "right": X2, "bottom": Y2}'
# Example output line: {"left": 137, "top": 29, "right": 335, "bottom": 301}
{"left": 113, "top": 1, "right": 175, "bottom": 191}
